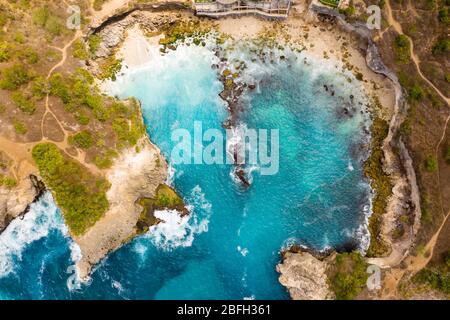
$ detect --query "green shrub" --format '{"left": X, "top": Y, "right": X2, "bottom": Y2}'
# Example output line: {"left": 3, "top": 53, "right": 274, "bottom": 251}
{"left": 330, "top": 252, "right": 369, "bottom": 300}
{"left": 69, "top": 130, "right": 94, "bottom": 149}
{"left": 394, "top": 35, "right": 411, "bottom": 63}
{"left": 88, "top": 34, "right": 101, "bottom": 55}
{"left": 32, "top": 7, "right": 50, "bottom": 27}
{"left": 11, "top": 92, "right": 36, "bottom": 115}
{"left": 32, "top": 143, "right": 110, "bottom": 235}
{"left": 18, "top": 47, "right": 39, "bottom": 64}
{"left": 0, "top": 41, "right": 11, "bottom": 62}
{"left": 48, "top": 73, "right": 71, "bottom": 104}
{"left": 425, "top": 155, "right": 438, "bottom": 172}
{"left": 32, "top": 6, "right": 63, "bottom": 37}
{"left": 409, "top": 84, "right": 424, "bottom": 101}
{"left": 13, "top": 120, "right": 27, "bottom": 135}
{"left": 0, "top": 175, "right": 17, "bottom": 188}
{"left": 0, "top": 64, "right": 32, "bottom": 90}
{"left": 72, "top": 40, "right": 88, "bottom": 60}
{"left": 32, "top": 77, "right": 48, "bottom": 99}
{"left": 445, "top": 146, "right": 450, "bottom": 164}
{"left": 432, "top": 38, "right": 450, "bottom": 55}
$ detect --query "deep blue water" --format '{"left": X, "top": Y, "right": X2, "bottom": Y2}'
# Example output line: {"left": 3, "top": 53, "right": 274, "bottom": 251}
{"left": 0, "top": 43, "right": 372, "bottom": 300}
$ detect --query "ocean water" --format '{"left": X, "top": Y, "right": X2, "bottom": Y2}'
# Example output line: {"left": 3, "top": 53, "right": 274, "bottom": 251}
{"left": 0, "top": 42, "right": 372, "bottom": 300}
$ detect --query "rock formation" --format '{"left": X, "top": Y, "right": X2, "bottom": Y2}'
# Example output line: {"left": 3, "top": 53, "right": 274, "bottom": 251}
{"left": 74, "top": 135, "right": 168, "bottom": 280}
{"left": 0, "top": 174, "right": 45, "bottom": 232}
{"left": 276, "top": 250, "right": 335, "bottom": 300}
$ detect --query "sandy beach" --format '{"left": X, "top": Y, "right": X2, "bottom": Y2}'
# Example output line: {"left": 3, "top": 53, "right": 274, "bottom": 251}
{"left": 116, "top": 8, "right": 396, "bottom": 117}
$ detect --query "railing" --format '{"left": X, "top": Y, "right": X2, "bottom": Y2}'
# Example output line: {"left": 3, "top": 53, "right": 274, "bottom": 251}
{"left": 194, "top": 1, "right": 290, "bottom": 18}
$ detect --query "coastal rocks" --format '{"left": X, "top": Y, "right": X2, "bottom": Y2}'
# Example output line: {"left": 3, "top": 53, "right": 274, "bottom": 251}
{"left": 277, "top": 250, "right": 335, "bottom": 300}
{"left": 91, "top": 12, "right": 177, "bottom": 59}
{"left": 74, "top": 136, "right": 169, "bottom": 281}
{"left": 0, "top": 174, "right": 45, "bottom": 232}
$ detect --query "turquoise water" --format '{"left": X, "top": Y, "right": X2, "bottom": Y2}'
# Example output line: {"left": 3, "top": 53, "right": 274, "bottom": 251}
{"left": 0, "top": 42, "right": 372, "bottom": 299}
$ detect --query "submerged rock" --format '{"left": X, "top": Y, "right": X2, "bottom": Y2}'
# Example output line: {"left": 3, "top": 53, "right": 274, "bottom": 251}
{"left": 276, "top": 250, "right": 335, "bottom": 300}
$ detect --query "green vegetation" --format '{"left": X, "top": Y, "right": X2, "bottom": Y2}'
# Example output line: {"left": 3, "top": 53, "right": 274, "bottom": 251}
{"left": 413, "top": 251, "right": 450, "bottom": 295}
{"left": 72, "top": 40, "right": 89, "bottom": 60}
{"left": 424, "top": 155, "right": 438, "bottom": 172}
{"left": 432, "top": 38, "right": 450, "bottom": 55}
{"left": 11, "top": 92, "right": 36, "bottom": 115}
{"left": 18, "top": 47, "right": 39, "bottom": 64}
{"left": 94, "top": 149, "right": 118, "bottom": 169}
{"left": 0, "top": 64, "right": 32, "bottom": 90}
{"left": 136, "top": 184, "right": 185, "bottom": 234}
{"left": 32, "top": 76, "right": 48, "bottom": 99}
{"left": 13, "top": 120, "right": 27, "bottom": 135}
{"left": 329, "top": 252, "right": 369, "bottom": 300}
{"left": 93, "top": 0, "right": 107, "bottom": 11}
{"left": 99, "top": 57, "right": 123, "bottom": 81}
{"left": 438, "top": 7, "right": 449, "bottom": 23}
{"left": 0, "top": 174, "right": 17, "bottom": 188}
{"left": 32, "top": 6, "right": 64, "bottom": 38}
{"left": 409, "top": 84, "right": 424, "bottom": 101}
{"left": 320, "top": 0, "right": 340, "bottom": 8}
{"left": 69, "top": 131, "right": 94, "bottom": 149}
{"left": 88, "top": 34, "right": 101, "bottom": 55}
{"left": 32, "top": 143, "right": 110, "bottom": 235}
{"left": 445, "top": 146, "right": 450, "bottom": 164}
{"left": 0, "top": 41, "right": 11, "bottom": 62}
{"left": 365, "top": 117, "right": 392, "bottom": 257}
{"left": 394, "top": 35, "right": 411, "bottom": 63}
{"left": 112, "top": 100, "right": 145, "bottom": 147}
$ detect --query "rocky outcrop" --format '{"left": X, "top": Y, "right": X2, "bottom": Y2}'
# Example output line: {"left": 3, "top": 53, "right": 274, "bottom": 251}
{"left": 0, "top": 174, "right": 45, "bottom": 233}
{"left": 74, "top": 135, "right": 168, "bottom": 280}
{"left": 277, "top": 250, "right": 335, "bottom": 300}
{"left": 91, "top": 11, "right": 178, "bottom": 59}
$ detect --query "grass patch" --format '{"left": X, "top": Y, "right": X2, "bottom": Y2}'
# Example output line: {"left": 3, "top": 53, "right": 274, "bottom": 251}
{"left": 32, "top": 143, "right": 110, "bottom": 235}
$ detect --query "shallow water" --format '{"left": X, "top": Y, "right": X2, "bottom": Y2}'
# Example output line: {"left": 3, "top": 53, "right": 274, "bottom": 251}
{"left": 0, "top": 42, "right": 372, "bottom": 300}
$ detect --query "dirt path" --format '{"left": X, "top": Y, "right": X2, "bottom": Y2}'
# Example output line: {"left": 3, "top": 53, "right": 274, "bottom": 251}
{"left": 384, "top": 0, "right": 449, "bottom": 106}
{"left": 376, "top": 115, "right": 450, "bottom": 299}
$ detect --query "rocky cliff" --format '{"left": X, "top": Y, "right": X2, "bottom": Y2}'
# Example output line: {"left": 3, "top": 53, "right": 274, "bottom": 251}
{"left": 277, "top": 250, "right": 335, "bottom": 300}
{"left": 74, "top": 135, "right": 168, "bottom": 281}
{"left": 0, "top": 175, "right": 45, "bottom": 233}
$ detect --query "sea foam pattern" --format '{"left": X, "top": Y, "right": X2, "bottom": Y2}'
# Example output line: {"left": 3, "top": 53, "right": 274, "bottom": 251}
{"left": 0, "top": 193, "right": 65, "bottom": 278}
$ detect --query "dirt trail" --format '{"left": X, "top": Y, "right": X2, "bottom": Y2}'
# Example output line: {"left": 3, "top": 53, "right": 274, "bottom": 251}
{"left": 376, "top": 115, "right": 450, "bottom": 299}
{"left": 385, "top": 0, "right": 449, "bottom": 106}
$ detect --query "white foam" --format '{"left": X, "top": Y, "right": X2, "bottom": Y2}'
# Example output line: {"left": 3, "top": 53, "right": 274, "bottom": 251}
{"left": 0, "top": 192, "right": 64, "bottom": 278}
{"left": 146, "top": 185, "right": 212, "bottom": 251}
{"left": 237, "top": 246, "right": 249, "bottom": 257}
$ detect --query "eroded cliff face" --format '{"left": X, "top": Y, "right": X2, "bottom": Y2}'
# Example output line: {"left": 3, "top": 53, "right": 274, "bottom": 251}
{"left": 74, "top": 136, "right": 168, "bottom": 280}
{"left": 0, "top": 175, "right": 45, "bottom": 233}
{"left": 277, "top": 251, "right": 335, "bottom": 300}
